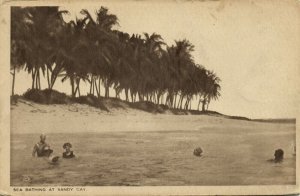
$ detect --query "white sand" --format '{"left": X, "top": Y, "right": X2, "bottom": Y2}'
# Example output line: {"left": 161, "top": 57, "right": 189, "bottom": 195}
{"left": 11, "top": 98, "right": 294, "bottom": 135}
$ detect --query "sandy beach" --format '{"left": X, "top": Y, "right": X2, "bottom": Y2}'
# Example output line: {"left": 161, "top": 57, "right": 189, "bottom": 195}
{"left": 11, "top": 99, "right": 296, "bottom": 186}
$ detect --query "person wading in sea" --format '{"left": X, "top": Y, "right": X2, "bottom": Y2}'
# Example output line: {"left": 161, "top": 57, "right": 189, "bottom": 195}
{"left": 62, "top": 142, "right": 75, "bottom": 159}
{"left": 32, "top": 134, "right": 53, "bottom": 157}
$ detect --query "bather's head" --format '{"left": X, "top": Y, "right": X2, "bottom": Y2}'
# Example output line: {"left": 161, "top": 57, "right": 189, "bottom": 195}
{"left": 40, "top": 134, "right": 46, "bottom": 143}
{"left": 274, "top": 149, "right": 284, "bottom": 162}
{"left": 63, "top": 142, "right": 72, "bottom": 152}
{"left": 193, "top": 147, "right": 203, "bottom": 157}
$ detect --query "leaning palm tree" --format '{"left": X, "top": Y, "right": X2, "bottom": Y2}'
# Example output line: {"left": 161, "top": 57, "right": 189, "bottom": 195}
{"left": 205, "top": 71, "right": 221, "bottom": 111}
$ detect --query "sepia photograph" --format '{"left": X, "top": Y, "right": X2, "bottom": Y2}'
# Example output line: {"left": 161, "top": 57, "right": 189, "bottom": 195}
{"left": 1, "top": 0, "right": 300, "bottom": 195}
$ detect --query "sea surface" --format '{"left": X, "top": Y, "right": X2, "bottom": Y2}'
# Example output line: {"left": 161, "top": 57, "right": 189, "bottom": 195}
{"left": 11, "top": 129, "right": 296, "bottom": 186}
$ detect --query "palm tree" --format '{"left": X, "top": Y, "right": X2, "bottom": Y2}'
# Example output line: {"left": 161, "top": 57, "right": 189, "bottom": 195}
{"left": 11, "top": 7, "right": 28, "bottom": 95}
{"left": 111, "top": 31, "right": 136, "bottom": 101}
{"left": 14, "top": 7, "right": 67, "bottom": 90}
{"left": 11, "top": 6, "right": 222, "bottom": 110}
{"left": 81, "top": 7, "right": 119, "bottom": 98}
{"left": 205, "top": 71, "right": 221, "bottom": 111}
{"left": 162, "top": 39, "right": 195, "bottom": 108}
{"left": 60, "top": 17, "right": 90, "bottom": 97}
{"left": 143, "top": 33, "right": 165, "bottom": 104}
{"left": 44, "top": 9, "right": 69, "bottom": 90}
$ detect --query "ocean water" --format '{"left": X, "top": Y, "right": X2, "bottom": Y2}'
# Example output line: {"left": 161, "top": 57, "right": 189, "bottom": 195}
{"left": 11, "top": 130, "right": 296, "bottom": 186}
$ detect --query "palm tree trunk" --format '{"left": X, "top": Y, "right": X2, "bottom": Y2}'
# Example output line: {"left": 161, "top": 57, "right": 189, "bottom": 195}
{"left": 173, "top": 93, "right": 177, "bottom": 108}
{"left": 165, "top": 94, "right": 169, "bottom": 105}
{"left": 184, "top": 98, "right": 188, "bottom": 110}
{"left": 187, "top": 96, "right": 191, "bottom": 110}
{"left": 105, "top": 86, "right": 109, "bottom": 98}
{"left": 31, "top": 70, "right": 34, "bottom": 89}
{"left": 46, "top": 67, "right": 50, "bottom": 89}
{"left": 125, "top": 88, "right": 129, "bottom": 101}
{"left": 37, "top": 70, "right": 40, "bottom": 89}
{"left": 138, "top": 92, "right": 143, "bottom": 101}
{"left": 31, "top": 68, "right": 36, "bottom": 89}
{"left": 177, "top": 95, "right": 182, "bottom": 109}
{"left": 76, "top": 79, "right": 80, "bottom": 97}
{"left": 202, "top": 98, "right": 206, "bottom": 111}
{"left": 180, "top": 96, "right": 184, "bottom": 109}
{"left": 98, "top": 78, "right": 101, "bottom": 97}
{"left": 71, "top": 76, "right": 75, "bottom": 98}
{"left": 104, "top": 79, "right": 109, "bottom": 98}
{"left": 11, "top": 66, "right": 16, "bottom": 96}
{"left": 37, "top": 70, "right": 41, "bottom": 90}
{"left": 35, "top": 69, "right": 40, "bottom": 89}
{"left": 185, "top": 98, "right": 188, "bottom": 110}
{"left": 170, "top": 93, "right": 174, "bottom": 108}
{"left": 130, "top": 91, "right": 134, "bottom": 102}
{"left": 92, "top": 77, "right": 95, "bottom": 95}
{"left": 34, "top": 72, "right": 38, "bottom": 89}
{"left": 157, "top": 92, "right": 161, "bottom": 105}
{"left": 89, "top": 75, "right": 93, "bottom": 95}
{"left": 74, "top": 86, "right": 78, "bottom": 97}
{"left": 50, "top": 69, "right": 59, "bottom": 90}
{"left": 94, "top": 79, "right": 100, "bottom": 98}
{"left": 206, "top": 98, "right": 210, "bottom": 111}
{"left": 197, "top": 97, "right": 201, "bottom": 111}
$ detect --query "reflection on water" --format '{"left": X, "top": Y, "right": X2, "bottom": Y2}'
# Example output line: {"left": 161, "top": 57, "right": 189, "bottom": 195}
{"left": 11, "top": 131, "right": 296, "bottom": 186}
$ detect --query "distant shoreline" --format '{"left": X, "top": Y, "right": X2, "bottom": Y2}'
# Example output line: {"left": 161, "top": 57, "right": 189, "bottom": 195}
{"left": 251, "top": 118, "right": 296, "bottom": 124}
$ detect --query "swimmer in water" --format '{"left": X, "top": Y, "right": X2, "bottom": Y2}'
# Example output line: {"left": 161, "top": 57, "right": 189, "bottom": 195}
{"left": 267, "top": 149, "right": 284, "bottom": 163}
{"left": 62, "top": 142, "right": 75, "bottom": 159}
{"left": 32, "top": 134, "right": 53, "bottom": 157}
{"left": 274, "top": 149, "right": 284, "bottom": 163}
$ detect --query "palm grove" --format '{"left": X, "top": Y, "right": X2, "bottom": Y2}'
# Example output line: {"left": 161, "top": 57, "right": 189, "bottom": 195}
{"left": 11, "top": 6, "right": 221, "bottom": 111}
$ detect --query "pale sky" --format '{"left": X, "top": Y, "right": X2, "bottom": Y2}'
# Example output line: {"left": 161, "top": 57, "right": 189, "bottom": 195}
{"left": 13, "top": 0, "right": 300, "bottom": 119}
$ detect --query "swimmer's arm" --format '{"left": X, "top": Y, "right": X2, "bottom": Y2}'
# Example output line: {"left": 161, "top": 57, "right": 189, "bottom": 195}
{"left": 32, "top": 144, "right": 37, "bottom": 157}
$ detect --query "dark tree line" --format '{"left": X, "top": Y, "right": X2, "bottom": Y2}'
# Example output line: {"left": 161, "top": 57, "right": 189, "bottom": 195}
{"left": 11, "top": 6, "right": 221, "bottom": 111}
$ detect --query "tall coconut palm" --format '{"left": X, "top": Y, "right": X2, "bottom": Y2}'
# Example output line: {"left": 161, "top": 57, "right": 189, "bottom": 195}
{"left": 143, "top": 33, "right": 165, "bottom": 104}
{"left": 205, "top": 71, "right": 221, "bottom": 111}
{"left": 163, "top": 39, "right": 195, "bottom": 108}
{"left": 59, "top": 17, "right": 91, "bottom": 97}
{"left": 11, "top": 7, "right": 28, "bottom": 95}
{"left": 15, "top": 7, "right": 67, "bottom": 90}
{"left": 80, "top": 7, "right": 119, "bottom": 98}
